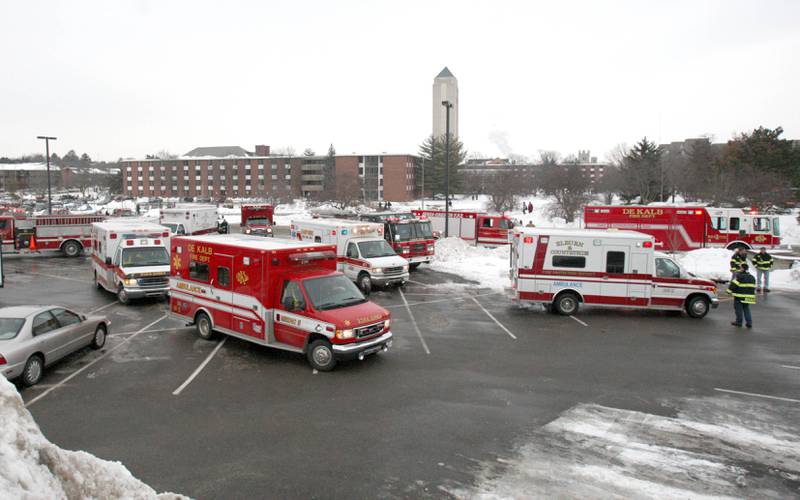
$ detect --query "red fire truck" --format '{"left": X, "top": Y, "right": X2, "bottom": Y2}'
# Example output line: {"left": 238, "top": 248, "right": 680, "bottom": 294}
{"left": 412, "top": 209, "right": 514, "bottom": 246}
{"left": 240, "top": 204, "right": 274, "bottom": 236}
{"left": 583, "top": 206, "right": 782, "bottom": 251}
{"left": 168, "top": 234, "right": 393, "bottom": 371}
{"left": 510, "top": 227, "right": 719, "bottom": 318}
{"left": 359, "top": 212, "right": 435, "bottom": 269}
{"left": 0, "top": 214, "right": 104, "bottom": 257}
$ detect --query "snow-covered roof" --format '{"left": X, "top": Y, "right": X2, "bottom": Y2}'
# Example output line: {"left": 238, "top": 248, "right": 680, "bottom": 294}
{"left": 516, "top": 227, "right": 653, "bottom": 241}
{"left": 180, "top": 233, "right": 330, "bottom": 252}
{"left": 0, "top": 163, "right": 61, "bottom": 172}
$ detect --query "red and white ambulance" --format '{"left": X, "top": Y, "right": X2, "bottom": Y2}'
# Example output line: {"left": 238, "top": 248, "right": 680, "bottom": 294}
{"left": 160, "top": 205, "right": 218, "bottom": 236}
{"left": 359, "top": 212, "right": 435, "bottom": 269}
{"left": 168, "top": 234, "right": 393, "bottom": 371}
{"left": 583, "top": 206, "right": 781, "bottom": 251}
{"left": 412, "top": 209, "right": 514, "bottom": 246}
{"left": 241, "top": 204, "right": 274, "bottom": 237}
{"left": 0, "top": 214, "right": 104, "bottom": 257}
{"left": 510, "top": 227, "right": 719, "bottom": 318}
{"left": 91, "top": 221, "right": 171, "bottom": 304}
{"left": 290, "top": 218, "right": 409, "bottom": 293}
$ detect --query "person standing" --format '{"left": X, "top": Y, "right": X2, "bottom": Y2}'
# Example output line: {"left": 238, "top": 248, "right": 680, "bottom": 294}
{"left": 752, "top": 247, "right": 773, "bottom": 293}
{"left": 527, "top": 201, "right": 533, "bottom": 214}
{"left": 727, "top": 263, "right": 756, "bottom": 328}
{"left": 729, "top": 247, "right": 747, "bottom": 281}
{"left": 218, "top": 217, "right": 229, "bottom": 234}
{"left": 522, "top": 203, "right": 527, "bottom": 214}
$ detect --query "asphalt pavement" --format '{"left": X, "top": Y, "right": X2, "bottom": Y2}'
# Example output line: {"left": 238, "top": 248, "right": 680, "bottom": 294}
{"left": 1, "top": 251, "right": 799, "bottom": 499}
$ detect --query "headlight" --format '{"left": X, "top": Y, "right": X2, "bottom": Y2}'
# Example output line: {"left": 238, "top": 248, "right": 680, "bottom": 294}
{"left": 267, "top": 227, "right": 273, "bottom": 233}
{"left": 402, "top": 247, "right": 410, "bottom": 254}
{"left": 372, "top": 267, "right": 383, "bottom": 274}
{"left": 427, "top": 244, "right": 434, "bottom": 252}
{"left": 245, "top": 229, "right": 251, "bottom": 234}
{"left": 335, "top": 328, "right": 355, "bottom": 339}
{"left": 402, "top": 265, "right": 409, "bottom": 272}
{"left": 123, "top": 278, "right": 137, "bottom": 286}
{"left": 384, "top": 319, "right": 391, "bottom": 330}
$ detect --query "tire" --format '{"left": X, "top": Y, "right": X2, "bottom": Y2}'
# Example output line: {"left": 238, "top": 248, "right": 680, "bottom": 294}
{"left": 117, "top": 286, "right": 130, "bottom": 305}
{"left": 358, "top": 273, "right": 372, "bottom": 296}
{"left": 409, "top": 262, "right": 421, "bottom": 271}
{"left": 686, "top": 296, "right": 710, "bottom": 319}
{"left": 307, "top": 339, "right": 337, "bottom": 371}
{"left": 94, "top": 272, "right": 102, "bottom": 290}
{"left": 726, "top": 242, "right": 749, "bottom": 251}
{"left": 554, "top": 292, "right": 580, "bottom": 316}
{"left": 91, "top": 324, "right": 107, "bottom": 349}
{"left": 62, "top": 240, "right": 82, "bottom": 257}
{"left": 195, "top": 312, "right": 216, "bottom": 340}
{"left": 21, "top": 355, "right": 44, "bottom": 387}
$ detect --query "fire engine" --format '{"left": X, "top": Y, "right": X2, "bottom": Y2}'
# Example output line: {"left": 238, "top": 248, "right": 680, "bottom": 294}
{"left": 160, "top": 205, "right": 218, "bottom": 236}
{"left": 359, "top": 212, "right": 435, "bottom": 269}
{"left": 510, "top": 227, "right": 719, "bottom": 318}
{"left": 91, "top": 221, "right": 171, "bottom": 304}
{"left": 0, "top": 214, "right": 104, "bottom": 257}
{"left": 412, "top": 209, "right": 514, "bottom": 246}
{"left": 583, "top": 206, "right": 781, "bottom": 251}
{"left": 241, "top": 204, "right": 274, "bottom": 236}
{"left": 168, "top": 234, "right": 393, "bottom": 371}
{"left": 290, "top": 218, "right": 409, "bottom": 293}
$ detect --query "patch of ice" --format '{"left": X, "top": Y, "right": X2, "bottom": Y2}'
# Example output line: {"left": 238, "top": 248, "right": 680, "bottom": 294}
{"left": 0, "top": 377, "right": 186, "bottom": 499}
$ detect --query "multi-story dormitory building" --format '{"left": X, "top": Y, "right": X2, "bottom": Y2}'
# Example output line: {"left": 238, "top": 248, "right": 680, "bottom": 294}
{"left": 121, "top": 144, "right": 421, "bottom": 202}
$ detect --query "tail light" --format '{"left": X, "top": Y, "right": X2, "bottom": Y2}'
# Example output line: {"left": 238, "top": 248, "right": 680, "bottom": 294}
{"left": 0, "top": 354, "right": 6, "bottom": 365}
{"left": 162, "top": 232, "right": 169, "bottom": 237}
{"left": 154, "top": 240, "right": 161, "bottom": 245}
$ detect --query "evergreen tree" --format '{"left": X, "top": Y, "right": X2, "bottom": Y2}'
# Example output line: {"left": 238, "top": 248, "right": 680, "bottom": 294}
{"left": 619, "top": 138, "right": 663, "bottom": 203}
{"left": 417, "top": 134, "right": 467, "bottom": 197}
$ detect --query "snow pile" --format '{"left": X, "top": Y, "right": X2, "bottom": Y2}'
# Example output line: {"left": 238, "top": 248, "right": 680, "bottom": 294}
{"left": 429, "top": 237, "right": 510, "bottom": 291}
{"left": 770, "top": 261, "right": 800, "bottom": 291}
{"left": 778, "top": 212, "right": 800, "bottom": 247}
{"left": 675, "top": 248, "right": 732, "bottom": 282}
{"left": 455, "top": 397, "right": 800, "bottom": 498}
{"left": 0, "top": 377, "right": 186, "bottom": 499}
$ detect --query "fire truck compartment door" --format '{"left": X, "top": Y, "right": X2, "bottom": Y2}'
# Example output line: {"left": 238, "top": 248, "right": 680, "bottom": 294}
{"left": 211, "top": 255, "right": 234, "bottom": 330}
{"left": 460, "top": 217, "right": 475, "bottom": 240}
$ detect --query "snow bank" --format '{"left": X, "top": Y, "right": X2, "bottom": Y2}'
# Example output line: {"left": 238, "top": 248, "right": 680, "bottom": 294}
{"left": 676, "top": 248, "right": 800, "bottom": 290}
{"left": 778, "top": 212, "right": 800, "bottom": 247}
{"left": 0, "top": 377, "right": 186, "bottom": 499}
{"left": 428, "top": 238, "right": 510, "bottom": 291}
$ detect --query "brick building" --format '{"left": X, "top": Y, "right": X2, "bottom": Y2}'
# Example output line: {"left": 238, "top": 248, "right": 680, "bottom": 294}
{"left": 121, "top": 145, "right": 420, "bottom": 202}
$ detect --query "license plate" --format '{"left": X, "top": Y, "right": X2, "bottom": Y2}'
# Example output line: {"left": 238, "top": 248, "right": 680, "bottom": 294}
{"left": 363, "top": 345, "right": 383, "bottom": 357}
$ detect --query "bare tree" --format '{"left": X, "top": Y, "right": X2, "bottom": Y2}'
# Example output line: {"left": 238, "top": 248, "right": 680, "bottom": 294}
{"left": 539, "top": 163, "right": 592, "bottom": 223}
{"left": 331, "top": 172, "right": 362, "bottom": 209}
{"left": 486, "top": 168, "right": 525, "bottom": 212}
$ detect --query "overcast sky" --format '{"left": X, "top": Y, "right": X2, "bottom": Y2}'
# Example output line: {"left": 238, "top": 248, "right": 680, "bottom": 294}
{"left": 1, "top": 0, "right": 798, "bottom": 162}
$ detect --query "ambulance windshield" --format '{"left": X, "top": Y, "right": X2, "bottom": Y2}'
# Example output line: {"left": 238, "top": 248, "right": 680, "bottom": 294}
{"left": 304, "top": 275, "right": 366, "bottom": 311}
{"left": 247, "top": 217, "right": 271, "bottom": 225}
{"left": 121, "top": 247, "right": 170, "bottom": 268}
{"left": 358, "top": 240, "right": 396, "bottom": 258}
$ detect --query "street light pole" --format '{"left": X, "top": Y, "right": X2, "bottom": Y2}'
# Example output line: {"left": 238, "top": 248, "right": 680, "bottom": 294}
{"left": 36, "top": 136, "right": 57, "bottom": 215}
{"left": 421, "top": 156, "right": 425, "bottom": 209}
{"left": 441, "top": 101, "right": 453, "bottom": 237}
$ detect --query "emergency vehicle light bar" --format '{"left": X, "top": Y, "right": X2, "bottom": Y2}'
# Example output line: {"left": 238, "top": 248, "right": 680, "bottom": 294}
{"left": 288, "top": 250, "right": 336, "bottom": 262}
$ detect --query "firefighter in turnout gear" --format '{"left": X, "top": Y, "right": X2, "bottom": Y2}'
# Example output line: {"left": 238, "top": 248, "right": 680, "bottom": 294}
{"left": 751, "top": 247, "right": 773, "bottom": 293}
{"left": 727, "top": 263, "right": 756, "bottom": 328}
{"left": 729, "top": 247, "right": 747, "bottom": 281}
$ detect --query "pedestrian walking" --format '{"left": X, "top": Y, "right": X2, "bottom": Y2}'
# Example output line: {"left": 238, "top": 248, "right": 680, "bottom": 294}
{"left": 727, "top": 263, "right": 756, "bottom": 328}
{"left": 527, "top": 201, "right": 533, "bottom": 214}
{"left": 751, "top": 247, "right": 773, "bottom": 293}
{"left": 218, "top": 217, "right": 229, "bottom": 234}
{"left": 522, "top": 203, "right": 527, "bottom": 214}
{"left": 729, "top": 247, "right": 747, "bottom": 281}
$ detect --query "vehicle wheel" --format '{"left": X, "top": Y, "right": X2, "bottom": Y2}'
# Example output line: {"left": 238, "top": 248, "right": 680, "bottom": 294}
{"left": 21, "top": 355, "right": 44, "bottom": 387}
{"left": 726, "top": 242, "right": 749, "bottom": 251}
{"left": 554, "top": 292, "right": 580, "bottom": 316}
{"left": 62, "top": 240, "right": 82, "bottom": 257}
{"left": 307, "top": 339, "right": 337, "bottom": 371}
{"left": 195, "top": 312, "right": 216, "bottom": 340}
{"left": 117, "top": 286, "right": 130, "bottom": 305}
{"left": 409, "top": 263, "right": 421, "bottom": 271}
{"left": 686, "top": 296, "right": 710, "bottom": 319}
{"left": 358, "top": 273, "right": 372, "bottom": 296}
{"left": 94, "top": 272, "right": 102, "bottom": 290}
{"left": 91, "top": 324, "right": 107, "bottom": 349}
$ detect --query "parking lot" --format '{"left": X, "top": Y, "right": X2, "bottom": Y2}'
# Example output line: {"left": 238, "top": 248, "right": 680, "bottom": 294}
{"left": 3, "top": 252, "right": 800, "bottom": 498}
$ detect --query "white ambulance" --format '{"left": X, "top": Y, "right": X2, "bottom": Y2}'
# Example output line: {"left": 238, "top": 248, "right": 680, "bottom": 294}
{"left": 160, "top": 205, "right": 218, "bottom": 236}
{"left": 91, "top": 221, "right": 171, "bottom": 304}
{"left": 290, "top": 218, "right": 409, "bottom": 294}
{"left": 510, "top": 227, "right": 719, "bottom": 318}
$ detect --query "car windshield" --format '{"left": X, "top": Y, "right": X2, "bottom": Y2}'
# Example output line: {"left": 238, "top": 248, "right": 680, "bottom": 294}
{"left": 358, "top": 240, "right": 396, "bottom": 258}
{"left": 121, "top": 247, "right": 170, "bottom": 268}
{"left": 0, "top": 318, "right": 25, "bottom": 340}
{"left": 304, "top": 275, "right": 367, "bottom": 311}
{"left": 415, "top": 221, "right": 433, "bottom": 238}
{"left": 392, "top": 223, "right": 414, "bottom": 241}
{"left": 247, "top": 217, "right": 270, "bottom": 225}
{"left": 163, "top": 223, "right": 179, "bottom": 232}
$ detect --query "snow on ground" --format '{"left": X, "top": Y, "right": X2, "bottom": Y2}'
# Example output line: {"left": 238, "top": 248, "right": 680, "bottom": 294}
{"left": 453, "top": 396, "right": 800, "bottom": 499}
{"left": 428, "top": 237, "right": 510, "bottom": 291}
{"left": 676, "top": 248, "right": 800, "bottom": 290}
{"left": 0, "top": 377, "right": 186, "bottom": 499}
{"left": 778, "top": 211, "right": 800, "bottom": 247}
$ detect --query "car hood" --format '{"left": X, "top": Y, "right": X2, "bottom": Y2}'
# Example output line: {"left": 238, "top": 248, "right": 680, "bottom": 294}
{"left": 366, "top": 255, "right": 408, "bottom": 267}
{"left": 120, "top": 265, "right": 170, "bottom": 277}
{"left": 314, "top": 300, "right": 390, "bottom": 328}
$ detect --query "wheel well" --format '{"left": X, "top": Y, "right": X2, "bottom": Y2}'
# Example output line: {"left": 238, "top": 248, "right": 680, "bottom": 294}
{"left": 726, "top": 241, "right": 751, "bottom": 250}
{"left": 193, "top": 308, "right": 213, "bottom": 327}
{"left": 357, "top": 271, "right": 370, "bottom": 280}
{"left": 304, "top": 332, "right": 330, "bottom": 352}
{"left": 685, "top": 293, "right": 710, "bottom": 306}
{"left": 553, "top": 289, "right": 583, "bottom": 304}
{"left": 97, "top": 321, "right": 108, "bottom": 332}
{"left": 30, "top": 351, "right": 45, "bottom": 366}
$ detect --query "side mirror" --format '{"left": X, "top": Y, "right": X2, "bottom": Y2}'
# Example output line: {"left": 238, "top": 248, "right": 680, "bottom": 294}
{"left": 80, "top": 314, "right": 87, "bottom": 321}
{"left": 105, "top": 257, "right": 112, "bottom": 266}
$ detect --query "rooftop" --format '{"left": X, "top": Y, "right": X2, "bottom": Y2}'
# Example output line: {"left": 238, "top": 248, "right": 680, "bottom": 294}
{"left": 184, "top": 146, "right": 251, "bottom": 157}
{"left": 436, "top": 66, "right": 455, "bottom": 78}
{"left": 178, "top": 233, "right": 332, "bottom": 252}
{"left": 516, "top": 227, "right": 653, "bottom": 241}
{"left": 0, "top": 163, "right": 61, "bottom": 172}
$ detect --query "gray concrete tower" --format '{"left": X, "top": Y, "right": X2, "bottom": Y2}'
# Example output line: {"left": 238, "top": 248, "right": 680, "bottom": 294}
{"left": 432, "top": 67, "right": 458, "bottom": 139}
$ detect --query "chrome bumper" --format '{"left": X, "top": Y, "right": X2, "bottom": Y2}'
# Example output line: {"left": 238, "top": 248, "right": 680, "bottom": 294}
{"left": 332, "top": 331, "right": 393, "bottom": 354}
{"left": 406, "top": 255, "right": 432, "bottom": 264}
{"left": 710, "top": 297, "right": 720, "bottom": 309}
{"left": 124, "top": 285, "right": 170, "bottom": 298}
{"left": 371, "top": 273, "right": 410, "bottom": 286}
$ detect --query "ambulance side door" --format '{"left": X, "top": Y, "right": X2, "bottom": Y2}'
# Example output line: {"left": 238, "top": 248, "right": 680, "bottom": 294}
{"left": 600, "top": 246, "right": 629, "bottom": 299}
{"left": 629, "top": 252, "right": 651, "bottom": 304}
{"left": 210, "top": 254, "right": 234, "bottom": 330}
{"left": 343, "top": 241, "right": 360, "bottom": 281}
{"left": 274, "top": 280, "right": 309, "bottom": 348}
